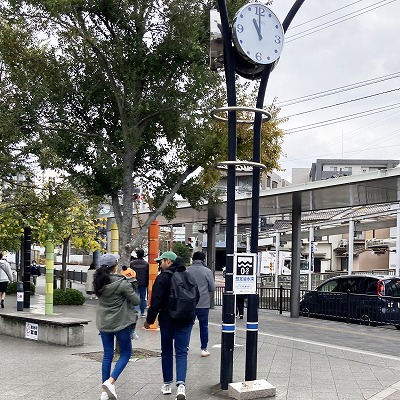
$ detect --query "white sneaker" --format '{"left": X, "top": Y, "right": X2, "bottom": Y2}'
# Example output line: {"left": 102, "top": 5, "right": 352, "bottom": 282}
{"left": 161, "top": 383, "right": 172, "bottom": 395}
{"left": 176, "top": 384, "right": 186, "bottom": 400}
{"left": 131, "top": 331, "right": 139, "bottom": 340}
{"left": 201, "top": 349, "right": 210, "bottom": 357}
{"left": 100, "top": 392, "right": 109, "bottom": 400}
{"left": 102, "top": 380, "right": 117, "bottom": 400}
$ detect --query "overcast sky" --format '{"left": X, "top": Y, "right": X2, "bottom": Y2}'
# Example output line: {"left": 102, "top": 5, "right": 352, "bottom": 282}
{"left": 258, "top": 0, "right": 400, "bottom": 182}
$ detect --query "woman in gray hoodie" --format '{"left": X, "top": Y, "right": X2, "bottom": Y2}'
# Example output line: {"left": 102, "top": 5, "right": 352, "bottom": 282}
{"left": 0, "top": 252, "right": 13, "bottom": 309}
{"left": 94, "top": 253, "right": 140, "bottom": 400}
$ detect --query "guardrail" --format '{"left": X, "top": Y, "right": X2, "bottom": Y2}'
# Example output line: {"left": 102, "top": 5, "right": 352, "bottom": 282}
{"left": 214, "top": 285, "right": 292, "bottom": 314}
{"left": 300, "top": 290, "right": 400, "bottom": 328}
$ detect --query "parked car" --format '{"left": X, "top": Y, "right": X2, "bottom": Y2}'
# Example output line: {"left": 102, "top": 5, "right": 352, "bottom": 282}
{"left": 300, "top": 274, "right": 400, "bottom": 328}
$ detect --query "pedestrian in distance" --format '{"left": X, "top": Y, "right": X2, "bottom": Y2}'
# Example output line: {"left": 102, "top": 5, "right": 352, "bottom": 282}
{"left": 0, "top": 253, "right": 13, "bottom": 309}
{"left": 30, "top": 260, "right": 41, "bottom": 285}
{"left": 120, "top": 265, "right": 136, "bottom": 279}
{"left": 120, "top": 265, "right": 139, "bottom": 340}
{"left": 130, "top": 249, "right": 149, "bottom": 317}
{"left": 144, "top": 251, "right": 199, "bottom": 400}
{"left": 236, "top": 294, "right": 246, "bottom": 319}
{"left": 186, "top": 251, "right": 215, "bottom": 357}
{"left": 94, "top": 253, "right": 140, "bottom": 400}
{"left": 85, "top": 263, "right": 96, "bottom": 300}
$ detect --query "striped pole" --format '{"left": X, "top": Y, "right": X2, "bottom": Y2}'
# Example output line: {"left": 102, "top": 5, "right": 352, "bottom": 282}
{"left": 148, "top": 220, "right": 159, "bottom": 329}
{"left": 45, "top": 237, "right": 54, "bottom": 315}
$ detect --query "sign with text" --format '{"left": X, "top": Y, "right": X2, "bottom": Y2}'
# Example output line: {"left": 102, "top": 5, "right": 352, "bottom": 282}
{"left": 25, "top": 322, "right": 39, "bottom": 341}
{"left": 233, "top": 253, "right": 257, "bottom": 294}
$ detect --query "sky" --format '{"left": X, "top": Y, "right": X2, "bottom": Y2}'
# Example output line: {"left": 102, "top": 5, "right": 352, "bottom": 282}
{"left": 257, "top": 0, "right": 400, "bottom": 182}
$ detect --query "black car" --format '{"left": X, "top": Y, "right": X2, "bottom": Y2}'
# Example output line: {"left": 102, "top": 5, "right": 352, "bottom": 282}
{"left": 300, "top": 274, "right": 400, "bottom": 327}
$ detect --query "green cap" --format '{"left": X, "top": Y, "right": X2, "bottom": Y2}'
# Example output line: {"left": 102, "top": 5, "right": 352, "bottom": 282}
{"left": 155, "top": 251, "right": 177, "bottom": 262}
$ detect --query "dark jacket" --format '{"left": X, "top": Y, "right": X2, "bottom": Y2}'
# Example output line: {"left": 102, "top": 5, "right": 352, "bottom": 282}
{"left": 30, "top": 264, "right": 41, "bottom": 277}
{"left": 130, "top": 258, "right": 149, "bottom": 287}
{"left": 146, "top": 261, "right": 194, "bottom": 328}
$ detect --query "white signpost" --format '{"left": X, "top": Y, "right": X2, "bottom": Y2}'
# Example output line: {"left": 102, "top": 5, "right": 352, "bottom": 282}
{"left": 233, "top": 253, "right": 257, "bottom": 294}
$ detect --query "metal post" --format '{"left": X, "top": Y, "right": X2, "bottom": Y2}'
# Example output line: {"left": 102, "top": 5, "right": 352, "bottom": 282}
{"left": 207, "top": 207, "right": 217, "bottom": 308}
{"left": 23, "top": 226, "right": 31, "bottom": 308}
{"left": 291, "top": 192, "right": 301, "bottom": 317}
{"left": 274, "top": 232, "right": 280, "bottom": 289}
{"left": 396, "top": 208, "right": 400, "bottom": 276}
{"left": 245, "top": 293, "right": 259, "bottom": 381}
{"left": 17, "top": 281, "right": 24, "bottom": 311}
{"left": 308, "top": 226, "right": 314, "bottom": 290}
{"left": 217, "top": 0, "right": 237, "bottom": 388}
{"left": 348, "top": 218, "right": 354, "bottom": 274}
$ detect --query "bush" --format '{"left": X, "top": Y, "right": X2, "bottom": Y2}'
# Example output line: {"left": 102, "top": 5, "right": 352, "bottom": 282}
{"left": 53, "top": 288, "right": 85, "bottom": 305}
{"left": 6, "top": 281, "right": 36, "bottom": 295}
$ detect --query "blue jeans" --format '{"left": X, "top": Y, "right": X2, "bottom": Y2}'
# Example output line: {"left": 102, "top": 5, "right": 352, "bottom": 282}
{"left": 194, "top": 308, "right": 209, "bottom": 350}
{"left": 100, "top": 325, "right": 132, "bottom": 383}
{"left": 160, "top": 323, "right": 191, "bottom": 385}
{"left": 136, "top": 286, "right": 147, "bottom": 314}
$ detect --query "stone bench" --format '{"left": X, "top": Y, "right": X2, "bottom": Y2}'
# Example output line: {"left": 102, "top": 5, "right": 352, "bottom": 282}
{"left": 0, "top": 311, "right": 91, "bottom": 346}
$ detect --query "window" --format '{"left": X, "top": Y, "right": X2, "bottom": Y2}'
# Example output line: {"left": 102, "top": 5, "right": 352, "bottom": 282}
{"left": 319, "top": 279, "right": 339, "bottom": 292}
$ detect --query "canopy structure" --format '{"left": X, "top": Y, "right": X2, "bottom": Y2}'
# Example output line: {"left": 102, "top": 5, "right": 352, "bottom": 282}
{"left": 134, "top": 167, "right": 400, "bottom": 228}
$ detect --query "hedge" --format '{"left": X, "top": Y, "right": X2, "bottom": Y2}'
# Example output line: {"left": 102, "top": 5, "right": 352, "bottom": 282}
{"left": 53, "top": 288, "right": 86, "bottom": 305}
{"left": 6, "top": 281, "right": 36, "bottom": 295}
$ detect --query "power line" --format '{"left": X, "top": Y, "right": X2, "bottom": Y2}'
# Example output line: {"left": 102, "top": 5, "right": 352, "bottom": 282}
{"left": 285, "top": 0, "right": 397, "bottom": 43}
{"left": 284, "top": 87, "right": 400, "bottom": 118}
{"left": 275, "top": 72, "right": 400, "bottom": 107}
{"left": 284, "top": 103, "right": 400, "bottom": 133}
{"left": 289, "top": 0, "right": 364, "bottom": 29}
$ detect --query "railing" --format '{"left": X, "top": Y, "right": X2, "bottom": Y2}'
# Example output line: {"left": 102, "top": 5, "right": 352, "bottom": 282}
{"left": 214, "top": 285, "right": 292, "bottom": 313}
{"left": 300, "top": 290, "right": 400, "bottom": 328}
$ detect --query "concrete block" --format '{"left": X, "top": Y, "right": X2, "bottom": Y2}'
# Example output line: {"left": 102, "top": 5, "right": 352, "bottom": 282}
{"left": 228, "top": 380, "right": 276, "bottom": 400}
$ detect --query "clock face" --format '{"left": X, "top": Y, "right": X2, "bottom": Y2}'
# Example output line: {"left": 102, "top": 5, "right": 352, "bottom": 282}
{"left": 232, "top": 2, "right": 284, "bottom": 65}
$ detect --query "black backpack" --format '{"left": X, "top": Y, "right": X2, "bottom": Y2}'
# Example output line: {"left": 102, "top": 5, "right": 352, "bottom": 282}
{"left": 166, "top": 269, "right": 200, "bottom": 320}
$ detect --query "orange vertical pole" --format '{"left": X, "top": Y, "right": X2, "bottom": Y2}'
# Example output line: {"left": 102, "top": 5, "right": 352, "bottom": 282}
{"left": 148, "top": 220, "right": 159, "bottom": 329}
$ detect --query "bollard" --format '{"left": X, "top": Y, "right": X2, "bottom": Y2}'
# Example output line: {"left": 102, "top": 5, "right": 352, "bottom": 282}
{"left": 17, "top": 281, "right": 24, "bottom": 311}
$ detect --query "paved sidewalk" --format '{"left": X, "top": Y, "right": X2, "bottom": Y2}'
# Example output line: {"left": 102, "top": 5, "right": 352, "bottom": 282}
{"left": 1, "top": 277, "right": 400, "bottom": 399}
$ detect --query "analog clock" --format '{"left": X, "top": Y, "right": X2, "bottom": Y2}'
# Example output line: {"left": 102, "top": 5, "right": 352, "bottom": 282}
{"left": 232, "top": 2, "right": 284, "bottom": 65}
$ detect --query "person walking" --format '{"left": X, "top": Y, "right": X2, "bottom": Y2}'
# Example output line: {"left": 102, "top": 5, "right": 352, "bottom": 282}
{"left": 236, "top": 294, "right": 246, "bottom": 319}
{"left": 144, "top": 252, "right": 196, "bottom": 400}
{"left": 94, "top": 253, "right": 140, "bottom": 400}
{"left": 0, "top": 253, "right": 13, "bottom": 309}
{"left": 85, "top": 263, "right": 96, "bottom": 300}
{"left": 30, "top": 260, "right": 41, "bottom": 285}
{"left": 186, "top": 251, "right": 215, "bottom": 357}
{"left": 120, "top": 265, "right": 139, "bottom": 340}
{"left": 120, "top": 265, "right": 136, "bottom": 279}
{"left": 130, "top": 249, "right": 149, "bottom": 317}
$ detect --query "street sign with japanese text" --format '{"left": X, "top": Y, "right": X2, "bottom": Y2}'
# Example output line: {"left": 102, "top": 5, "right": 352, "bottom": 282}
{"left": 233, "top": 253, "right": 257, "bottom": 294}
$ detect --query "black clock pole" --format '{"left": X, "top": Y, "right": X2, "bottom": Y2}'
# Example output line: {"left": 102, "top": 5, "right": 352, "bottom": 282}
{"left": 246, "top": 0, "right": 306, "bottom": 382}
{"left": 217, "top": 0, "right": 237, "bottom": 390}
{"left": 216, "top": 0, "right": 306, "bottom": 388}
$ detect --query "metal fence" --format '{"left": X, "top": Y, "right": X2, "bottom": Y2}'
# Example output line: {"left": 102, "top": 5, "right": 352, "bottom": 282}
{"left": 214, "top": 285, "right": 292, "bottom": 314}
{"left": 299, "top": 290, "right": 400, "bottom": 328}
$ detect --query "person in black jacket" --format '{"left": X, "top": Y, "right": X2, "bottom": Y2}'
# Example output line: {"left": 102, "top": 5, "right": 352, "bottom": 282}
{"left": 144, "top": 252, "right": 193, "bottom": 400}
{"left": 130, "top": 249, "right": 149, "bottom": 317}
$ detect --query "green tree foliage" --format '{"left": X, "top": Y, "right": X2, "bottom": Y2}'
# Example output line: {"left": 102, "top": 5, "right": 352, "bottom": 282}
{"left": 0, "top": 0, "right": 286, "bottom": 264}
{"left": 173, "top": 242, "right": 191, "bottom": 265}
{"left": 0, "top": 177, "right": 101, "bottom": 289}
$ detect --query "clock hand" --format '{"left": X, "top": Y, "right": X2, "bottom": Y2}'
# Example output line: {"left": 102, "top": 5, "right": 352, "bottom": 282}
{"left": 252, "top": 18, "right": 263, "bottom": 40}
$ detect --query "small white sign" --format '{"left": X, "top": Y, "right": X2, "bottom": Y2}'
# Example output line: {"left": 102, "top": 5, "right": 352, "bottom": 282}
{"left": 233, "top": 253, "right": 257, "bottom": 294}
{"left": 17, "top": 292, "right": 23, "bottom": 301}
{"left": 25, "top": 322, "right": 39, "bottom": 340}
